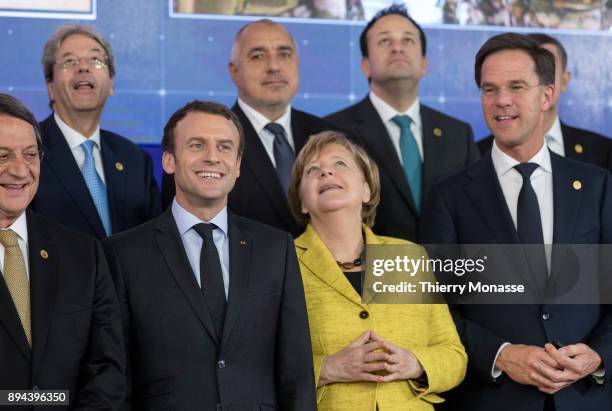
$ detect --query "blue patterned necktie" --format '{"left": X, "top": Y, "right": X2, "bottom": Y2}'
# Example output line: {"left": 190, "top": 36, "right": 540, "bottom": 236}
{"left": 265, "top": 122, "right": 295, "bottom": 195}
{"left": 392, "top": 115, "right": 422, "bottom": 213}
{"left": 80, "top": 140, "right": 112, "bottom": 236}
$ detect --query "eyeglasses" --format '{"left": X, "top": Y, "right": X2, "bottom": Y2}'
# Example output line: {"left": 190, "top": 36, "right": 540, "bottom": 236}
{"left": 0, "top": 149, "right": 44, "bottom": 167}
{"left": 55, "top": 56, "right": 108, "bottom": 71}
{"left": 481, "top": 83, "right": 543, "bottom": 98}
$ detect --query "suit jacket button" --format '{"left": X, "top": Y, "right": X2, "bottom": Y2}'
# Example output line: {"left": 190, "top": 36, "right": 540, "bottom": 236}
{"left": 217, "top": 360, "right": 226, "bottom": 369}
{"left": 359, "top": 310, "right": 369, "bottom": 319}
{"left": 542, "top": 313, "right": 550, "bottom": 320}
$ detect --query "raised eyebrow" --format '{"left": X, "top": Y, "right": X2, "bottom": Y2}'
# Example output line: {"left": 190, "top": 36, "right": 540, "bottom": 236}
{"left": 59, "top": 47, "right": 104, "bottom": 59}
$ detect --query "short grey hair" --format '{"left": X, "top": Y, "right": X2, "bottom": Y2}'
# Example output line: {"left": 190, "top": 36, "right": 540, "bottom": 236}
{"left": 42, "top": 24, "right": 116, "bottom": 82}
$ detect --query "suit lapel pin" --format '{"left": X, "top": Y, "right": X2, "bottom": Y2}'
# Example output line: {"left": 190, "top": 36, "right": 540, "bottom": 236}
{"left": 115, "top": 162, "right": 124, "bottom": 171}
{"left": 574, "top": 144, "right": 583, "bottom": 154}
{"left": 433, "top": 128, "right": 443, "bottom": 137}
{"left": 240, "top": 240, "right": 247, "bottom": 245}
{"left": 40, "top": 250, "right": 49, "bottom": 259}
{"left": 572, "top": 180, "right": 582, "bottom": 190}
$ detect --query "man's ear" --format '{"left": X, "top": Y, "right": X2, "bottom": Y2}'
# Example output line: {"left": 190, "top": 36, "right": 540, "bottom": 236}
{"left": 162, "top": 150, "right": 176, "bottom": 175}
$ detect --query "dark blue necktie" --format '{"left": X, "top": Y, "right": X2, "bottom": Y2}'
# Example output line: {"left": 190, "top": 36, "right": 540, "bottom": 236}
{"left": 265, "top": 123, "right": 295, "bottom": 195}
{"left": 193, "top": 223, "right": 226, "bottom": 340}
{"left": 515, "top": 163, "right": 547, "bottom": 288}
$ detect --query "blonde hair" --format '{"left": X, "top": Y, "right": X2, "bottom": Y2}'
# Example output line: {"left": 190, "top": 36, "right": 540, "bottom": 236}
{"left": 288, "top": 130, "right": 380, "bottom": 227}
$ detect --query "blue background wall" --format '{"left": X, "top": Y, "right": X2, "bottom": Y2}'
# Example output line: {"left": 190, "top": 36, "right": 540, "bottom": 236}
{"left": 1, "top": 1, "right": 610, "bottom": 183}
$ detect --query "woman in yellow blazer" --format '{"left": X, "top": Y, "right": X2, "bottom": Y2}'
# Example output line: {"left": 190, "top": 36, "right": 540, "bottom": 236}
{"left": 288, "top": 131, "right": 467, "bottom": 411}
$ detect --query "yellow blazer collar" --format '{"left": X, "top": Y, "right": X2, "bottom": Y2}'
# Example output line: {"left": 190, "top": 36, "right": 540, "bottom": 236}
{"left": 295, "top": 224, "right": 382, "bottom": 306}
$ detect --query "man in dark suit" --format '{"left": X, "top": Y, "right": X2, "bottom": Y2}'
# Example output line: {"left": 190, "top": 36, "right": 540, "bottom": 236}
{"left": 477, "top": 33, "right": 612, "bottom": 172}
{"left": 420, "top": 33, "right": 612, "bottom": 411}
{"left": 105, "top": 101, "right": 315, "bottom": 410}
{"left": 162, "top": 19, "right": 338, "bottom": 237}
{"left": 0, "top": 93, "right": 124, "bottom": 408}
{"left": 326, "top": 4, "right": 480, "bottom": 242}
{"left": 30, "top": 24, "right": 161, "bottom": 240}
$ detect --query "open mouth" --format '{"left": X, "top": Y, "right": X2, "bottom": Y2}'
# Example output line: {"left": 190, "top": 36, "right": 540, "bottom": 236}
{"left": 73, "top": 81, "right": 94, "bottom": 90}
{"left": 0, "top": 183, "right": 28, "bottom": 192}
{"left": 494, "top": 114, "right": 518, "bottom": 122}
{"left": 197, "top": 171, "right": 223, "bottom": 180}
{"left": 319, "top": 184, "right": 342, "bottom": 194}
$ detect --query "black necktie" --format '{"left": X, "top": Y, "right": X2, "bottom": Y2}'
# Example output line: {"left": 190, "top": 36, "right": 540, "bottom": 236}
{"left": 515, "top": 163, "right": 547, "bottom": 289}
{"left": 193, "top": 223, "right": 226, "bottom": 340}
{"left": 265, "top": 122, "right": 295, "bottom": 194}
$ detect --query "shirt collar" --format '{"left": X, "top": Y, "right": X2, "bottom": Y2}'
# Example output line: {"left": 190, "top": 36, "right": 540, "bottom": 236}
{"left": 1, "top": 212, "right": 28, "bottom": 243}
{"left": 237, "top": 98, "right": 292, "bottom": 135}
{"left": 54, "top": 112, "right": 102, "bottom": 150}
{"left": 369, "top": 91, "right": 421, "bottom": 128}
{"left": 171, "top": 199, "right": 228, "bottom": 239}
{"left": 545, "top": 115, "right": 562, "bottom": 146}
{"left": 491, "top": 138, "right": 552, "bottom": 178}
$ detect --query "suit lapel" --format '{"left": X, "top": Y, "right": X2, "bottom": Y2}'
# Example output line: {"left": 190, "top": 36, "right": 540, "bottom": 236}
{"left": 464, "top": 155, "right": 520, "bottom": 245}
{"left": 296, "top": 225, "right": 363, "bottom": 306}
{"left": 154, "top": 210, "right": 219, "bottom": 344}
{"left": 0, "top": 272, "right": 31, "bottom": 363}
{"left": 421, "top": 106, "right": 445, "bottom": 197}
{"left": 232, "top": 104, "right": 297, "bottom": 231}
{"left": 100, "top": 131, "right": 127, "bottom": 233}
{"left": 290, "top": 109, "right": 314, "bottom": 153}
{"left": 40, "top": 116, "right": 106, "bottom": 238}
{"left": 551, "top": 153, "right": 580, "bottom": 244}
{"left": 464, "top": 156, "right": 545, "bottom": 296}
{"left": 26, "top": 211, "right": 59, "bottom": 380}
{"left": 353, "top": 98, "right": 417, "bottom": 214}
{"left": 220, "top": 214, "right": 251, "bottom": 347}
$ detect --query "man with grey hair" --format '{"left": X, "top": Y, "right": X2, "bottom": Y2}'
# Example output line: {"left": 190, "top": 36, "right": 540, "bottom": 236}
{"left": 161, "top": 19, "right": 339, "bottom": 237}
{"left": 0, "top": 93, "right": 124, "bottom": 408}
{"left": 30, "top": 24, "right": 161, "bottom": 240}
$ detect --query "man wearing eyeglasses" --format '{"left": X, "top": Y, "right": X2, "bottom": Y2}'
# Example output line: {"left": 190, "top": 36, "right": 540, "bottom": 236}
{"left": 0, "top": 93, "right": 124, "bottom": 408}
{"left": 30, "top": 24, "right": 161, "bottom": 239}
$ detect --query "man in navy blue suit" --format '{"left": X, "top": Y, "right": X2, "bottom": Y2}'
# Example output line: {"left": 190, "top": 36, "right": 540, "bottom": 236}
{"left": 326, "top": 4, "right": 480, "bottom": 242}
{"left": 30, "top": 24, "right": 161, "bottom": 239}
{"left": 420, "top": 33, "right": 612, "bottom": 411}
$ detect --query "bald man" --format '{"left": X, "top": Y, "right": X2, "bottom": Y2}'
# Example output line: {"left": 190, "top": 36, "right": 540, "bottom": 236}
{"left": 162, "top": 19, "right": 339, "bottom": 237}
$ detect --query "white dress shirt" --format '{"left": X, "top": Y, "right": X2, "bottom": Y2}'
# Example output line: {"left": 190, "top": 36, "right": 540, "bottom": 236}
{"left": 491, "top": 140, "right": 554, "bottom": 246}
{"left": 237, "top": 98, "right": 295, "bottom": 167}
{"left": 54, "top": 112, "right": 106, "bottom": 184}
{"left": 171, "top": 200, "right": 230, "bottom": 298}
{"left": 545, "top": 116, "right": 565, "bottom": 157}
{"left": 368, "top": 91, "right": 424, "bottom": 162}
{"left": 0, "top": 212, "right": 30, "bottom": 280}
{"left": 490, "top": 141, "right": 554, "bottom": 378}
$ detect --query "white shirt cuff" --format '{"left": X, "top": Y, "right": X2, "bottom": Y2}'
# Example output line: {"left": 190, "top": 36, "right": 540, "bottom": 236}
{"left": 491, "top": 342, "right": 511, "bottom": 379}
